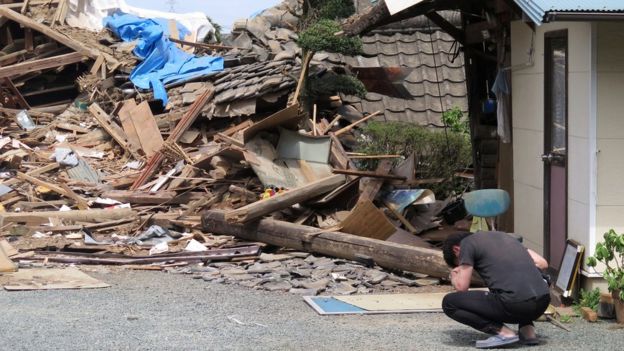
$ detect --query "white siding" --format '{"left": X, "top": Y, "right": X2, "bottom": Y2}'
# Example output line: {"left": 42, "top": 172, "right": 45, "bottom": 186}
{"left": 596, "top": 22, "right": 624, "bottom": 241}
{"left": 510, "top": 21, "right": 594, "bottom": 256}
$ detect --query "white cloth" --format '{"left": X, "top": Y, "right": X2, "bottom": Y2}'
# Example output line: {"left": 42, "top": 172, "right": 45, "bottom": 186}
{"left": 491, "top": 70, "right": 511, "bottom": 143}
{"left": 66, "top": 0, "right": 214, "bottom": 42}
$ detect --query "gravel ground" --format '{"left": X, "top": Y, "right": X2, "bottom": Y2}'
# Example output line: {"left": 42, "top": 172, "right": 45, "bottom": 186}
{"left": 0, "top": 267, "right": 623, "bottom": 351}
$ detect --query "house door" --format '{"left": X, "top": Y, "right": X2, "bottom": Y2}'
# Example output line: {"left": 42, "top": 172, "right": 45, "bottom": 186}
{"left": 543, "top": 31, "right": 568, "bottom": 271}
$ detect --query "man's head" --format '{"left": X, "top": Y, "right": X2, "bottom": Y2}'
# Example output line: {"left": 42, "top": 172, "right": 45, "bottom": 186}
{"left": 442, "top": 232, "right": 472, "bottom": 268}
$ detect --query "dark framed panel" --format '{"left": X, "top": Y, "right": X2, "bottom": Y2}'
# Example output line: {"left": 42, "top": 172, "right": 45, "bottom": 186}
{"left": 543, "top": 29, "right": 569, "bottom": 269}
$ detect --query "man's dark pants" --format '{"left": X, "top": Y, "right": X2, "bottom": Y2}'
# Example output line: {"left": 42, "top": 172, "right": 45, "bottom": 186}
{"left": 442, "top": 291, "right": 550, "bottom": 334}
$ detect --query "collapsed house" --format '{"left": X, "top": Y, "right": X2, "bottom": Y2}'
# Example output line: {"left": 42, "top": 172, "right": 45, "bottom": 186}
{"left": 0, "top": 0, "right": 476, "bottom": 294}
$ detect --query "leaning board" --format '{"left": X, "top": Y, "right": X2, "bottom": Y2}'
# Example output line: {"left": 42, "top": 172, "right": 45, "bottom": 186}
{"left": 304, "top": 292, "right": 447, "bottom": 315}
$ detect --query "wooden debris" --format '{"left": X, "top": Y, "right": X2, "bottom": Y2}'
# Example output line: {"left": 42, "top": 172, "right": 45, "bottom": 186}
{"left": 224, "top": 174, "right": 346, "bottom": 223}
{"left": 0, "top": 208, "right": 136, "bottom": 226}
{"left": 88, "top": 103, "right": 142, "bottom": 159}
{"left": 203, "top": 210, "right": 452, "bottom": 280}
{"left": 16, "top": 171, "right": 90, "bottom": 210}
{"left": 332, "top": 168, "right": 406, "bottom": 180}
{"left": 131, "top": 85, "right": 214, "bottom": 190}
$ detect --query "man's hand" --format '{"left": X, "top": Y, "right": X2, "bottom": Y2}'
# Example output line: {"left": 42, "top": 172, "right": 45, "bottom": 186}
{"left": 527, "top": 249, "right": 548, "bottom": 270}
{"left": 450, "top": 264, "right": 473, "bottom": 292}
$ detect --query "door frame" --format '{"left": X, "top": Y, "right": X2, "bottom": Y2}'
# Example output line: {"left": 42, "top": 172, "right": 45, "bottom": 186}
{"left": 543, "top": 29, "right": 569, "bottom": 270}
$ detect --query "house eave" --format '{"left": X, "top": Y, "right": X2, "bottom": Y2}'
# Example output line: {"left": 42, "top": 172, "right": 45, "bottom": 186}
{"left": 545, "top": 11, "right": 624, "bottom": 23}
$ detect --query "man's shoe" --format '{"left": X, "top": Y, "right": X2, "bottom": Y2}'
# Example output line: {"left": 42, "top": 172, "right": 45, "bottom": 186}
{"left": 519, "top": 334, "right": 539, "bottom": 346}
{"left": 475, "top": 335, "right": 519, "bottom": 349}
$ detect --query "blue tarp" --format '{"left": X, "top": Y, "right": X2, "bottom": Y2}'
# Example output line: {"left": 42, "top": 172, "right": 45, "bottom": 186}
{"left": 104, "top": 13, "right": 224, "bottom": 106}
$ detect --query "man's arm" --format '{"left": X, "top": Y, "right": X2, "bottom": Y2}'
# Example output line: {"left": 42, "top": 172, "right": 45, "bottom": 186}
{"left": 527, "top": 249, "right": 548, "bottom": 270}
{"left": 450, "top": 264, "right": 473, "bottom": 291}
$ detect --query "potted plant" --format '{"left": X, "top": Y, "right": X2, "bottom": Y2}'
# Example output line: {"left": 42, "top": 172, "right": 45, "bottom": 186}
{"left": 586, "top": 229, "right": 624, "bottom": 323}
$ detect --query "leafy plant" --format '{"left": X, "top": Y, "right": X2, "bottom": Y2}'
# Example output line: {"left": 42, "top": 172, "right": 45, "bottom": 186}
{"left": 309, "top": 0, "right": 355, "bottom": 20}
{"left": 573, "top": 288, "right": 601, "bottom": 313}
{"left": 355, "top": 121, "right": 472, "bottom": 197}
{"left": 586, "top": 229, "right": 624, "bottom": 300}
{"left": 442, "top": 107, "right": 469, "bottom": 134}
{"left": 295, "top": 1, "right": 364, "bottom": 106}
{"left": 307, "top": 73, "right": 367, "bottom": 98}
{"left": 559, "top": 314, "right": 573, "bottom": 323}
{"left": 297, "top": 19, "right": 362, "bottom": 55}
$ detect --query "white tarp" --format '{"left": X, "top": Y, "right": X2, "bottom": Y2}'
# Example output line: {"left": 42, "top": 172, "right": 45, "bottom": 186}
{"left": 66, "top": 0, "right": 215, "bottom": 41}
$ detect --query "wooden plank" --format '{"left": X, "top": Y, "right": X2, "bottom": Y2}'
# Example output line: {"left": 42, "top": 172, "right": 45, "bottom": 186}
{"left": 1, "top": 77, "right": 29, "bottom": 109}
{"left": 89, "top": 54, "right": 105, "bottom": 75}
{"left": 128, "top": 101, "right": 164, "bottom": 157}
{"left": 333, "top": 111, "right": 381, "bottom": 136}
{"left": 88, "top": 103, "right": 142, "bottom": 159}
{"left": 224, "top": 174, "right": 346, "bottom": 223}
{"left": 358, "top": 159, "right": 393, "bottom": 202}
{"left": 0, "top": 52, "right": 85, "bottom": 79}
{"left": 117, "top": 99, "right": 141, "bottom": 152}
{"left": 333, "top": 169, "right": 406, "bottom": 181}
{"left": 1, "top": 163, "right": 59, "bottom": 186}
{"left": 169, "top": 37, "right": 235, "bottom": 50}
{"left": 16, "top": 172, "right": 90, "bottom": 209}
{"left": 24, "top": 28, "right": 33, "bottom": 51}
{"left": 101, "top": 190, "right": 206, "bottom": 205}
{"left": 0, "top": 208, "right": 136, "bottom": 226}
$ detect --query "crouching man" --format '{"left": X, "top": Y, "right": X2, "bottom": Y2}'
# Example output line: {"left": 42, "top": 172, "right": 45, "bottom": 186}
{"left": 442, "top": 231, "right": 550, "bottom": 348}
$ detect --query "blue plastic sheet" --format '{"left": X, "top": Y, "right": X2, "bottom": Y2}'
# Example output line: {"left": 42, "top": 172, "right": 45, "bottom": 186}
{"left": 104, "top": 13, "right": 223, "bottom": 105}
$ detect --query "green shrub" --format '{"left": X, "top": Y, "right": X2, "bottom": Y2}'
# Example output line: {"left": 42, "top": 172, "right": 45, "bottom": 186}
{"left": 297, "top": 19, "right": 362, "bottom": 55}
{"left": 307, "top": 73, "right": 367, "bottom": 98}
{"left": 442, "top": 106, "right": 469, "bottom": 134}
{"left": 355, "top": 121, "right": 472, "bottom": 197}
{"left": 310, "top": 0, "right": 355, "bottom": 20}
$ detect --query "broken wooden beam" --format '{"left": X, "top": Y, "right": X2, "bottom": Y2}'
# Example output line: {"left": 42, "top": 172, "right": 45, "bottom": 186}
{"left": 101, "top": 190, "right": 207, "bottom": 205}
{"left": 169, "top": 37, "right": 235, "bottom": 50}
{"left": 1, "top": 163, "right": 59, "bottom": 186}
{"left": 224, "top": 174, "right": 346, "bottom": 223}
{"left": 30, "top": 245, "right": 260, "bottom": 265}
{"left": 0, "top": 7, "right": 103, "bottom": 60}
{"left": 333, "top": 110, "right": 381, "bottom": 136}
{"left": 202, "top": 210, "right": 451, "bottom": 280}
{"left": 16, "top": 171, "right": 90, "bottom": 209}
{"left": 0, "top": 52, "right": 85, "bottom": 79}
{"left": 0, "top": 208, "right": 136, "bottom": 226}
{"left": 332, "top": 168, "right": 406, "bottom": 180}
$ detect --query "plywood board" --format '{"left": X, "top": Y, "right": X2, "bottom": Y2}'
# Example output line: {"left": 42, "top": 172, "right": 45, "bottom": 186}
{"left": 129, "top": 101, "right": 164, "bottom": 157}
{"left": 0, "top": 239, "right": 18, "bottom": 257}
{"left": 118, "top": 99, "right": 140, "bottom": 151}
{"left": 0, "top": 243, "right": 17, "bottom": 272}
{"left": 339, "top": 200, "right": 395, "bottom": 240}
{"left": 305, "top": 290, "right": 490, "bottom": 315}
{"left": 336, "top": 293, "right": 447, "bottom": 311}
{"left": 1, "top": 267, "right": 110, "bottom": 291}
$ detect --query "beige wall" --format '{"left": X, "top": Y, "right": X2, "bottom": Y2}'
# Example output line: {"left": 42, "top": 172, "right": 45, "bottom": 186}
{"left": 510, "top": 21, "right": 594, "bottom": 256}
{"left": 596, "top": 22, "right": 624, "bottom": 242}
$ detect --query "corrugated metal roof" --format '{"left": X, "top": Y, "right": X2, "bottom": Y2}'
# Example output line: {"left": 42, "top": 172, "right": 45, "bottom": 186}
{"left": 515, "top": 0, "right": 624, "bottom": 24}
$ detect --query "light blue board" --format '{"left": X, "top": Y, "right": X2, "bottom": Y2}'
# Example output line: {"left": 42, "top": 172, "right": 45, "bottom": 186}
{"left": 305, "top": 297, "right": 365, "bottom": 314}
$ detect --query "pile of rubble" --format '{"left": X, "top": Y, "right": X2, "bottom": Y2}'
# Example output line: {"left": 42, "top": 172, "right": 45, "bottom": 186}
{"left": 0, "top": 0, "right": 471, "bottom": 295}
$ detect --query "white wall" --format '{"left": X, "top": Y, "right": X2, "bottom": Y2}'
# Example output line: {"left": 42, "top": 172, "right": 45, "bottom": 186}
{"left": 596, "top": 22, "right": 624, "bottom": 240}
{"left": 510, "top": 21, "right": 594, "bottom": 256}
